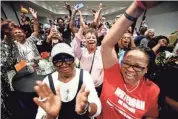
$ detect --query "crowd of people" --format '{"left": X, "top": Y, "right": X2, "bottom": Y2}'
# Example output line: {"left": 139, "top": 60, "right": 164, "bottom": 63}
{"left": 1, "top": 1, "right": 178, "bottom": 119}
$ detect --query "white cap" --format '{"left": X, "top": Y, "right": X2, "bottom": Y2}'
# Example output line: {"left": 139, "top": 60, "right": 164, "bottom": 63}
{"left": 51, "top": 43, "right": 74, "bottom": 61}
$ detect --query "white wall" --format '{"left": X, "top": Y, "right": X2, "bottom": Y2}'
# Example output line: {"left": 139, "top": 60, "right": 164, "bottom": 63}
{"left": 135, "top": 11, "right": 178, "bottom": 36}
{"left": 105, "top": 2, "right": 178, "bottom": 36}
{"left": 139, "top": 11, "right": 178, "bottom": 35}
{"left": 134, "top": 2, "right": 178, "bottom": 36}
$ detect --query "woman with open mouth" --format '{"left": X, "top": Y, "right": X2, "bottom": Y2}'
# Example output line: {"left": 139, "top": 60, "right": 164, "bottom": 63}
{"left": 99, "top": 1, "right": 161, "bottom": 119}
{"left": 71, "top": 28, "right": 104, "bottom": 97}
{"left": 116, "top": 32, "right": 136, "bottom": 64}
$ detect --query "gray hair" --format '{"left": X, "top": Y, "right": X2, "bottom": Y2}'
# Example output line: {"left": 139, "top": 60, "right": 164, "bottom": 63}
{"left": 144, "top": 29, "right": 155, "bottom": 36}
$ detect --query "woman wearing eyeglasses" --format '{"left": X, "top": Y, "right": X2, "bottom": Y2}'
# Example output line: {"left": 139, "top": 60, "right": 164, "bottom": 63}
{"left": 115, "top": 32, "right": 136, "bottom": 64}
{"left": 98, "top": 1, "right": 161, "bottom": 119}
{"left": 34, "top": 43, "right": 101, "bottom": 119}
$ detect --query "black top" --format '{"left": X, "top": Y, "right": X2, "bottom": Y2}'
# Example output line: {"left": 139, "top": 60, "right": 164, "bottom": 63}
{"left": 58, "top": 25, "right": 72, "bottom": 45}
{"left": 48, "top": 70, "right": 90, "bottom": 119}
{"left": 36, "top": 41, "right": 52, "bottom": 54}
{"left": 155, "top": 63, "right": 178, "bottom": 119}
{"left": 20, "top": 24, "right": 33, "bottom": 38}
{"left": 134, "top": 35, "right": 145, "bottom": 46}
{"left": 156, "top": 63, "right": 178, "bottom": 101}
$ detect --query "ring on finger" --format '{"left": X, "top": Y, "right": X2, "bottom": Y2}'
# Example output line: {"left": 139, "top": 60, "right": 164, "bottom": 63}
{"left": 38, "top": 97, "right": 48, "bottom": 102}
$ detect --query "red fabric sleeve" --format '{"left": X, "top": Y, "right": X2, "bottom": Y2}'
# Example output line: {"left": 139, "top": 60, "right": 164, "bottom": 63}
{"left": 145, "top": 85, "right": 160, "bottom": 117}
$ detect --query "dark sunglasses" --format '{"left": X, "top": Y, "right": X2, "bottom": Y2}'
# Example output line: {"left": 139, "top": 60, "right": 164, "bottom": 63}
{"left": 122, "top": 61, "right": 146, "bottom": 72}
{"left": 53, "top": 54, "right": 74, "bottom": 67}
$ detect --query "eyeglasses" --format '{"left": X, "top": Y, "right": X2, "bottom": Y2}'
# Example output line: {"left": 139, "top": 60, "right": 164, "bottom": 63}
{"left": 53, "top": 57, "right": 74, "bottom": 67}
{"left": 122, "top": 61, "right": 146, "bottom": 72}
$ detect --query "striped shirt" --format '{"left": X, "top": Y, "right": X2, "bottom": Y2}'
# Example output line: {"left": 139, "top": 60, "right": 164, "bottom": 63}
{"left": 15, "top": 33, "right": 40, "bottom": 62}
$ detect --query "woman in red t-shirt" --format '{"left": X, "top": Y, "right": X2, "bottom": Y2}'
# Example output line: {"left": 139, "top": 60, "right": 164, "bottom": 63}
{"left": 99, "top": 1, "right": 161, "bottom": 119}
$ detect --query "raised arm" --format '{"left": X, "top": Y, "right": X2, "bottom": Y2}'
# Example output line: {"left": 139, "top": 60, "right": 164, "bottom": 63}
{"left": 101, "top": 1, "right": 144, "bottom": 69}
{"left": 64, "top": 2, "right": 72, "bottom": 17}
{"left": 29, "top": 8, "right": 39, "bottom": 37}
{"left": 152, "top": 39, "right": 166, "bottom": 53}
{"left": 78, "top": 10, "right": 87, "bottom": 29}
{"left": 91, "top": 3, "right": 102, "bottom": 29}
{"left": 69, "top": 9, "right": 78, "bottom": 34}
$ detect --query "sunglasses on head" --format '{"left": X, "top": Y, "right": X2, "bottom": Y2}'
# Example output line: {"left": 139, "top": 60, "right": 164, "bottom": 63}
{"left": 53, "top": 54, "right": 74, "bottom": 67}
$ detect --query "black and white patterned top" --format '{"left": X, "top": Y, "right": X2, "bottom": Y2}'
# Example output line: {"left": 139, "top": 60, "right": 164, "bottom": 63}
{"left": 1, "top": 40, "right": 19, "bottom": 119}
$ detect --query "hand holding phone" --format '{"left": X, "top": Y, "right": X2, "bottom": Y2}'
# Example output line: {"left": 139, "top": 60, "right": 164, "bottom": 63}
{"left": 74, "top": 3, "right": 84, "bottom": 10}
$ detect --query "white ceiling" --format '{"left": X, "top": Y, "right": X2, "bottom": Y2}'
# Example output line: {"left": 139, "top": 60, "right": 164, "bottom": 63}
{"left": 29, "top": 1, "right": 132, "bottom": 16}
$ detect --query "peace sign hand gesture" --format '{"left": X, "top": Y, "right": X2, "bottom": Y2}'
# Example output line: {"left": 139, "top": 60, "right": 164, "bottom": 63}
{"left": 33, "top": 81, "right": 62, "bottom": 118}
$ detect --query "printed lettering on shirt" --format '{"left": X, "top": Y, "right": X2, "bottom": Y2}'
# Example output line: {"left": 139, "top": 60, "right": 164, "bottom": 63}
{"left": 107, "top": 100, "right": 135, "bottom": 119}
{"left": 114, "top": 87, "right": 145, "bottom": 111}
{"left": 117, "top": 109, "right": 133, "bottom": 119}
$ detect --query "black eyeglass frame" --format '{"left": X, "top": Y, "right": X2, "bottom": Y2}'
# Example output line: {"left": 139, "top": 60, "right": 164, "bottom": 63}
{"left": 121, "top": 61, "right": 146, "bottom": 72}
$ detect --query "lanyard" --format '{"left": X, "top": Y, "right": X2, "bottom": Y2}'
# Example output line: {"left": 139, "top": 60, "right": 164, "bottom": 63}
{"left": 78, "top": 49, "right": 96, "bottom": 74}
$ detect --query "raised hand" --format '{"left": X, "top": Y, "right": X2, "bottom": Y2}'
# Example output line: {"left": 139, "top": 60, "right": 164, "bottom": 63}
{"left": 136, "top": 1, "right": 162, "bottom": 9}
{"left": 64, "top": 2, "right": 71, "bottom": 11}
{"left": 91, "top": 8, "right": 96, "bottom": 16}
{"left": 33, "top": 81, "right": 61, "bottom": 118}
{"left": 75, "top": 84, "right": 90, "bottom": 114}
{"left": 72, "top": 6, "right": 78, "bottom": 15}
{"left": 158, "top": 39, "right": 167, "bottom": 46}
{"left": 29, "top": 7, "right": 37, "bottom": 19}
{"left": 98, "top": 3, "right": 103, "bottom": 10}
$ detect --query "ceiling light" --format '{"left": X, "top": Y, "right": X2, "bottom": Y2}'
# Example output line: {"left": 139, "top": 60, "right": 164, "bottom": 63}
{"left": 56, "top": 5, "right": 58, "bottom": 6}
{"left": 119, "top": 7, "right": 126, "bottom": 10}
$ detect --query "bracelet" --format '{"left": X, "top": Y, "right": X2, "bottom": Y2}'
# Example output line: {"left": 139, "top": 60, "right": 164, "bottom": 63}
{"left": 124, "top": 12, "right": 137, "bottom": 22}
{"left": 78, "top": 102, "right": 90, "bottom": 115}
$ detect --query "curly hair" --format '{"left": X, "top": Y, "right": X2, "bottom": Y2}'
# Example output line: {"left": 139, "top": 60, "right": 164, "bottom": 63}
{"left": 85, "top": 28, "right": 98, "bottom": 40}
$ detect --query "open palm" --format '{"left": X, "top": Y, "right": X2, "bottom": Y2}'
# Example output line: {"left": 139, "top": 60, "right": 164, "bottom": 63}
{"left": 34, "top": 81, "right": 61, "bottom": 117}
{"left": 29, "top": 7, "right": 37, "bottom": 19}
{"left": 64, "top": 3, "right": 71, "bottom": 11}
{"left": 75, "top": 84, "right": 90, "bottom": 114}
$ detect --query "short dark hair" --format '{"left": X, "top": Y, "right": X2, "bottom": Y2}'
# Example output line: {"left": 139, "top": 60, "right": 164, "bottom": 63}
{"left": 57, "top": 17, "right": 64, "bottom": 23}
{"left": 25, "top": 17, "right": 30, "bottom": 22}
{"left": 124, "top": 47, "right": 150, "bottom": 65}
{"left": 140, "top": 26, "right": 147, "bottom": 35}
{"left": 155, "top": 35, "right": 170, "bottom": 44}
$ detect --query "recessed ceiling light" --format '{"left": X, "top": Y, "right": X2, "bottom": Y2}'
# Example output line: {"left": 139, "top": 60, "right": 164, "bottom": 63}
{"left": 56, "top": 5, "right": 58, "bottom": 6}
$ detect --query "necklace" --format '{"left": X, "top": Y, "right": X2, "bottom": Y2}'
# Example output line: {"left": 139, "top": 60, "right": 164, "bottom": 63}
{"left": 124, "top": 80, "right": 140, "bottom": 93}
{"left": 65, "top": 89, "right": 70, "bottom": 101}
